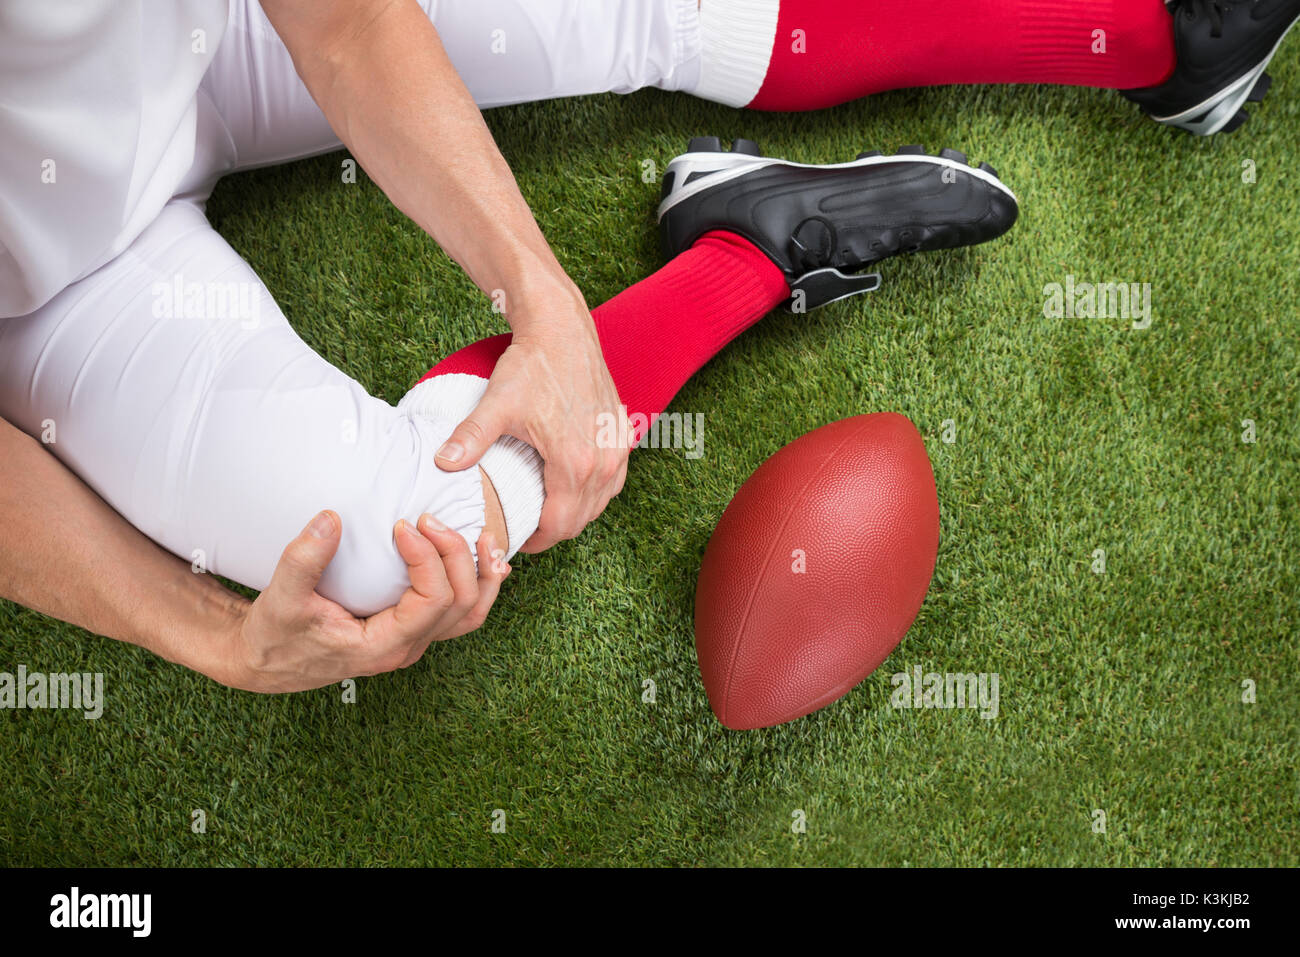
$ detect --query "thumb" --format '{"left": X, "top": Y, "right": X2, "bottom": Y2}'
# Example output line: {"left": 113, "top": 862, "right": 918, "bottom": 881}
{"left": 267, "top": 510, "right": 342, "bottom": 600}
{"left": 436, "top": 392, "right": 509, "bottom": 472}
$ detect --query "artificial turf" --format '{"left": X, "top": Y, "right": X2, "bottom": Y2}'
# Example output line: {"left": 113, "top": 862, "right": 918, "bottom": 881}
{"left": 2, "top": 64, "right": 1297, "bottom": 866}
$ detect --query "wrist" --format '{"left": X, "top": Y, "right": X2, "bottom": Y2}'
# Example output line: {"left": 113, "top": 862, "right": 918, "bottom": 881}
{"left": 489, "top": 256, "right": 590, "bottom": 335}
{"left": 508, "top": 284, "right": 593, "bottom": 339}
{"left": 208, "top": 594, "right": 255, "bottom": 690}
{"left": 144, "top": 570, "right": 252, "bottom": 688}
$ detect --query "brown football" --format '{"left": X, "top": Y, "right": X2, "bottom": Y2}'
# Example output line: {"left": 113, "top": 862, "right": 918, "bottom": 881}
{"left": 694, "top": 413, "right": 940, "bottom": 729}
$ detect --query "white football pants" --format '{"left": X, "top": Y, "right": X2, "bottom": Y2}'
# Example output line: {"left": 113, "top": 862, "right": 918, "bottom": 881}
{"left": 0, "top": 0, "right": 779, "bottom": 616}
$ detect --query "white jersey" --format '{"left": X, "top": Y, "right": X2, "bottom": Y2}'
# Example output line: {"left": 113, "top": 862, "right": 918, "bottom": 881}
{"left": 0, "top": 0, "right": 230, "bottom": 318}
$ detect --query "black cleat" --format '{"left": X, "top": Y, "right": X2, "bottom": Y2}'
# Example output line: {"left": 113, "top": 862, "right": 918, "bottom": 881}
{"left": 1122, "top": 0, "right": 1300, "bottom": 135}
{"left": 657, "top": 140, "right": 1019, "bottom": 310}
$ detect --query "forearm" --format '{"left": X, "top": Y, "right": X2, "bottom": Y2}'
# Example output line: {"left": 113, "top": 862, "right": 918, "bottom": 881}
{"left": 0, "top": 417, "right": 245, "bottom": 675}
{"left": 263, "top": 0, "right": 586, "bottom": 332}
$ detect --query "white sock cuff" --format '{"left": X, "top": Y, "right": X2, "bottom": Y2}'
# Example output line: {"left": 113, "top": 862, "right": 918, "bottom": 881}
{"left": 399, "top": 374, "right": 544, "bottom": 562}
{"left": 694, "top": 0, "right": 781, "bottom": 107}
{"left": 476, "top": 435, "right": 545, "bottom": 562}
{"left": 659, "top": 0, "right": 705, "bottom": 93}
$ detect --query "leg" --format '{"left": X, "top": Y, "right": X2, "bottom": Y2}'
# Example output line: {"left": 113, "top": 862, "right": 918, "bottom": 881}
{"left": 200, "top": 0, "right": 1188, "bottom": 148}
{"left": 201, "top": 0, "right": 704, "bottom": 172}
{"left": 0, "top": 200, "right": 502, "bottom": 618}
{"left": 698, "top": 0, "right": 1178, "bottom": 110}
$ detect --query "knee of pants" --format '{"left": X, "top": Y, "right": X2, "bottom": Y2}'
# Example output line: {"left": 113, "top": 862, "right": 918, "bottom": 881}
{"left": 89, "top": 320, "right": 491, "bottom": 619}
{"left": 0, "top": 202, "right": 487, "bottom": 620}
{"left": 429, "top": 0, "right": 697, "bottom": 107}
{"left": 181, "top": 377, "right": 488, "bottom": 619}
{"left": 319, "top": 418, "right": 488, "bottom": 618}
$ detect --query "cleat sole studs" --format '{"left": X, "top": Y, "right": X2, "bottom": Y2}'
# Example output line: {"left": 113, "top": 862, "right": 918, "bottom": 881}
{"left": 1247, "top": 72, "right": 1272, "bottom": 103}
{"left": 688, "top": 136, "right": 723, "bottom": 153}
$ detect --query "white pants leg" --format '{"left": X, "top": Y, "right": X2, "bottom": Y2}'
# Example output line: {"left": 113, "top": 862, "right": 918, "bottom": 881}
{"left": 0, "top": 201, "right": 485, "bottom": 617}
{"left": 200, "top": 0, "right": 705, "bottom": 172}
{"left": 0, "top": 0, "right": 708, "bottom": 618}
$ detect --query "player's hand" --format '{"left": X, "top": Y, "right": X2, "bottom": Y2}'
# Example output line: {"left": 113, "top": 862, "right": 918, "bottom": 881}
{"left": 220, "top": 510, "right": 510, "bottom": 693}
{"left": 434, "top": 291, "right": 629, "bottom": 552}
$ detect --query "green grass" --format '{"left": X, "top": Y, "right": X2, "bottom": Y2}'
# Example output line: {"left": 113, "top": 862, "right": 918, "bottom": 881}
{"left": 3, "top": 68, "right": 1298, "bottom": 866}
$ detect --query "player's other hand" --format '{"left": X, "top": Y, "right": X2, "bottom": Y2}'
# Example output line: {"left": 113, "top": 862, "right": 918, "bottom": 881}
{"left": 220, "top": 510, "right": 510, "bottom": 693}
{"left": 433, "top": 288, "right": 629, "bottom": 552}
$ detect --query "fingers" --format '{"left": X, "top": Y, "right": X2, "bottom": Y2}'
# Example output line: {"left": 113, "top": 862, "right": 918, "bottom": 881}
{"left": 443, "top": 532, "right": 511, "bottom": 641}
{"left": 265, "top": 510, "right": 342, "bottom": 602}
{"left": 519, "top": 530, "right": 549, "bottom": 554}
{"left": 400, "top": 513, "right": 481, "bottom": 658}
{"left": 435, "top": 390, "right": 508, "bottom": 473}
{"left": 522, "top": 503, "right": 580, "bottom": 554}
{"left": 521, "top": 445, "right": 628, "bottom": 553}
{"left": 387, "top": 514, "right": 476, "bottom": 640}
{"left": 393, "top": 526, "right": 509, "bottom": 666}
{"left": 246, "top": 511, "right": 506, "bottom": 689}
{"left": 524, "top": 492, "right": 583, "bottom": 554}
{"left": 611, "top": 456, "right": 629, "bottom": 499}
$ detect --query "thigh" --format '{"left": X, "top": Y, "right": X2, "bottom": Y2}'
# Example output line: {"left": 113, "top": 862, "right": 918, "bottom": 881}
{"left": 200, "top": 0, "right": 699, "bottom": 170}
{"left": 0, "top": 201, "right": 484, "bottom": 617}
{"left": 431, "top": 0, "right": 699, "bottom": 107}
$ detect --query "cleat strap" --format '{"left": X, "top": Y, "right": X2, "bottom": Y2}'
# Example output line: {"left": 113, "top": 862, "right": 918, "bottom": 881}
{"left": 785, "top": 267, "right": 882, "bottom": 312}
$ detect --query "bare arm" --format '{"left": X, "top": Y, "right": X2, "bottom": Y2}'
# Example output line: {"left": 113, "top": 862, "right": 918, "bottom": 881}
{"left": 0, "top": 416, "right": 243, "bottom": 675}
{"left": 264, "top": 0, "right": 577, "bottom": 318}
{"left": 0, "top": 416, "right": 507, "bottom": 691}
{"left": 261, "top": 0, "right": 630, "bottom": 551}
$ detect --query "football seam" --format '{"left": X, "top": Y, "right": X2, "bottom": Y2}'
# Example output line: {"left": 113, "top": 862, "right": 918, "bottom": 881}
{"left": 717, "top": 417, "right": 875, "bottom": 725}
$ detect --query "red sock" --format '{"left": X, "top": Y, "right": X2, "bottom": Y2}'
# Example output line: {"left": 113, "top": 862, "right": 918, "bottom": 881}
{"left": 748, "top": 0, "right": 1178, "bottom": 111}
{"left": 420, "top": 231, "right": 790, "bottom": 438}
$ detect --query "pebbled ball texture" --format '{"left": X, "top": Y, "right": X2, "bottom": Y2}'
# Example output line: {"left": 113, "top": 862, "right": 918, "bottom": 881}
{"left": 694, "top": 413, "right": 939, "bottom": 730}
